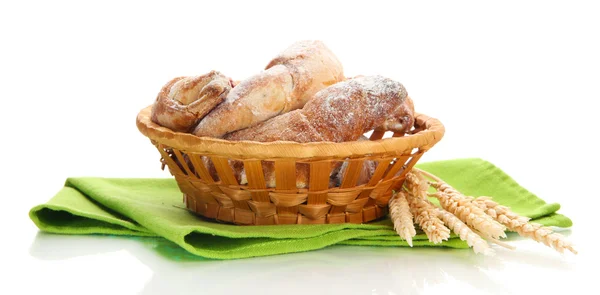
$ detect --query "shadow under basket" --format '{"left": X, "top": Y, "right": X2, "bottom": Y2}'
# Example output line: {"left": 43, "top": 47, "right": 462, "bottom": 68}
{"left": 136, "top": 106, "right": 445, "bottom": 225}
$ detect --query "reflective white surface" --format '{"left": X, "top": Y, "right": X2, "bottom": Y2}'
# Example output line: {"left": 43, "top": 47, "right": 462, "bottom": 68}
{"left": 2, "top": 0, "right": 599, "bottom": 294}
{"left": 12, "top": 228, "right": 593, "bottom": 295}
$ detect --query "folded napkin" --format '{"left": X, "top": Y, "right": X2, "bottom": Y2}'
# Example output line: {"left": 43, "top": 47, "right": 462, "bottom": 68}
{"left": 29, "top": 158, "right": 572, "bottom": 259}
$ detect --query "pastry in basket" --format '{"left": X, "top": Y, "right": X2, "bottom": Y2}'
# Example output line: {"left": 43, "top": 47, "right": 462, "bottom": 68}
{"left": 227, "top": 75, "right": 415, "bottom": 188}
{"left": 151, "top": 71, "right": 233, "bottom": 132}
{"left": 193, "top": 40, "right": 345, "bottom": 138}
{"left": 137, "top": 41, "right": 577, "bottom": 256}
{"left": 225, "top": 75, "right": 413, "bottom": 141}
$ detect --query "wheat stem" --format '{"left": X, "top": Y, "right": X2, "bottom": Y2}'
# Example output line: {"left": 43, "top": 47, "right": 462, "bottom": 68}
{"left": 470, "top": 227, "right": 516, "bottom": 250}
{"left": 414, "top": 168, "right": 442, "bottom": 183}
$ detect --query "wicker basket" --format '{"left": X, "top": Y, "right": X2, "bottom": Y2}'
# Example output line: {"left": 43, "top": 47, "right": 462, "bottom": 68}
{"left": 136, "top": 106, "right": 445, "bottom": 225}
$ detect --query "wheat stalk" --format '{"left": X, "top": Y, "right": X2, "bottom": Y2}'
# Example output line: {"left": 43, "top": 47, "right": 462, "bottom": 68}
{"left": 404, "top": 171, "right": 450, "bottom": 244}
{"left": 436, "top": 209, "right": 495, "bottom": 256}
{"left": 472, "top": 197, "right": 577, "bottom": 254}
{"left": 430, "top": 189, "right": 507, "bottom": 239}
{"left": 389, "top": 191, "right": 417, "bottom": 246}
{"left": 427, "top": 186, "right": 507, "bottom": 241}
{"left": 404, "top": 189, "right": 450, "bottom": 244}
{"left": 410, "top": 169, "right": 507, "bottom": 240}
{"left": 406, "top": 170, "right": 496, "bottom": 254}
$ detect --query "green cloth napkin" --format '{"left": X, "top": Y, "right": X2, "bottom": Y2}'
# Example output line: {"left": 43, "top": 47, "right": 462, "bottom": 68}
{"left": 29, "top": 158, "right": 572, "bottom": 259}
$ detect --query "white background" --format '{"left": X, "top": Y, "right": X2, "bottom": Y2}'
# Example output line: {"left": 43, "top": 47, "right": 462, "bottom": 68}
{"left": 1, "top": 0, "right": 599, "bottom": 294}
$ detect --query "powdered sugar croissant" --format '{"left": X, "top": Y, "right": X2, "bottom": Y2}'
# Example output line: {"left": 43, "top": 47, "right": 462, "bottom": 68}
{"left": 225, "top": 75, "right": 414, "bottom": 142}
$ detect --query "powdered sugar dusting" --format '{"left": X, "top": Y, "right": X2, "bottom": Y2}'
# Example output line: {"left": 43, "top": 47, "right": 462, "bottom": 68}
{"left": 225, "top": 75, "right": 411, "bottom": 143}
{"left": 304, "top": 75, "right": 407, "bottom": 142}
{"left": 196, "top": 41, "right": 343, "bottom": 138}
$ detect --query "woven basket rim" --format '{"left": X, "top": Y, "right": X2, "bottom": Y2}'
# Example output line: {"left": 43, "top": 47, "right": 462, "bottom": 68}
{"left": 136, "top": 105, "right": 445, "bottom": 159}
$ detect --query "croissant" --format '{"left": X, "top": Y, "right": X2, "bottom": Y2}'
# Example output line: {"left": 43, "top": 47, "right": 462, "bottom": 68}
{"left": 225, "top": 75, "right": 413, "bottom": 142}
{"left": 193, "top": 40, "right": 344, "bottom": 138}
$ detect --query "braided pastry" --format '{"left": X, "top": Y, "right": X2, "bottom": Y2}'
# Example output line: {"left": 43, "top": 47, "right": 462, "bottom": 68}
{"left": 151, "top": 71, "right": 232, "bottom": 132}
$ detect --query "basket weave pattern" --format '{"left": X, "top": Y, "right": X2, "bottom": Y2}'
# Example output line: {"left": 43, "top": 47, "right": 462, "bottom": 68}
{"left": 137, "top": 106, "right": 444, "bottom": 225}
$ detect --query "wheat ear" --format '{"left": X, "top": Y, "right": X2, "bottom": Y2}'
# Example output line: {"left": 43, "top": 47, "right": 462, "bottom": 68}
{"left": 472, "top": 197, "right": 577, "bottom": 254}
{"left": 436, "top": 209, "right": 495, "bottom": 256}
{"left": 403, "top": 177, "right": 451, "bottom": 243}
{"left": 389, "top": 191, "right": 417, "bottom": 246}
{"left": 404, "top": 172, "right": 450, "bottom": 243}
{"left": 430, "top": 189, "right": 506, "bottom": 239}
{"left": 405, "top": 172, "right": 430, "bottom": 199}
{"left": 414, "top": 171, "right": 507, "bottom": 240}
